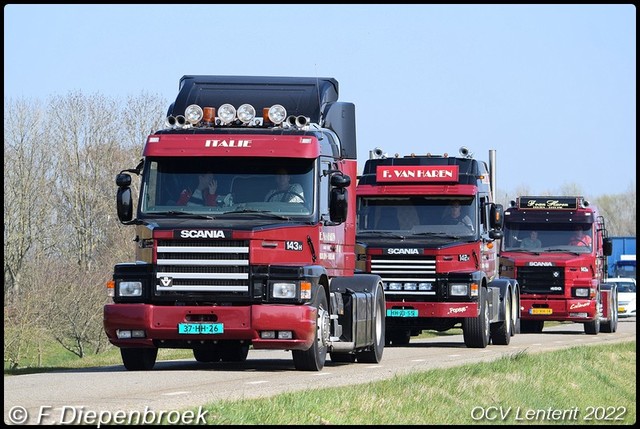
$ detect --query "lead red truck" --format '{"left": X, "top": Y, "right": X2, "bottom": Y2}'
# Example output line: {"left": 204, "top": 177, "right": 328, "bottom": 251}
{"left": 103, "top": 76, "right": 385, "bottom": 371}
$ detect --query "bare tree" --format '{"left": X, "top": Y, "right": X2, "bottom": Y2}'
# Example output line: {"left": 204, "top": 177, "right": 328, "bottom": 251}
{"left": 4, "top": 98, "right": 54, "bottom": 302}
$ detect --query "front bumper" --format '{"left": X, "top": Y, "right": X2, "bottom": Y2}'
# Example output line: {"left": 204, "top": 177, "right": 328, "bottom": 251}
{"left": 104, "top": 303, "right": 316, "bottom": 350}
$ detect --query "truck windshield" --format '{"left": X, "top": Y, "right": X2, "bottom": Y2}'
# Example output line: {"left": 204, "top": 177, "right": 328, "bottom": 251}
{"left": 139, "top": 157, "right": 315, "bottom": 216}
{"left": 356, "top": 197, "right": 477, "bottom": 236}
{"left": 502, "top": 224, "right": 594, "bottom": 253}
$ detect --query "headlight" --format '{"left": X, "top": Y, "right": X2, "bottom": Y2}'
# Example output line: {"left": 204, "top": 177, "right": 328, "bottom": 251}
{"left": 118, "top": 281, "right": 142, "bottom": 297}
{"left": 272, "top": 282, "right": 297, "bottom": 299}
{"left": 574, "top": 287, "right": 590, "bottom": 297}
{"left": 450, "top": 283, "right": 469, "bottom": 296}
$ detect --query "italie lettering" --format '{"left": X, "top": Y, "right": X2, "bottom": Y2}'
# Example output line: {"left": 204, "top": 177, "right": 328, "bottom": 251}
{"left": 204, "top": 139, "right": 251, "bottom": 147}
{"left": 376, "top": 165, "right": 458, "bottom": 183}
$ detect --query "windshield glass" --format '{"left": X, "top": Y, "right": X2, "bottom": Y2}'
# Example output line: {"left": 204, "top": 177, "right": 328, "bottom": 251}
{"left": 502, "top": 223, "right": 594, "bottom": 253}
{"left": 139, "top": 157, "right": 314, "bottom": 216}
{"left": 356, "top": 196, "right": 477, "bottom": 237}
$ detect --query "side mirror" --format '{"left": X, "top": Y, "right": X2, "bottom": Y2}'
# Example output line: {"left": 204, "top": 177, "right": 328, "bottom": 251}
{"left": 491, "top": 203, "right": 504, "bottom": 230}
{"left": 329, "top": 188, "right": 348, "bottom": 224}
{"left": 116, "top": 173, "right": 132, "bottom": 187}
{"left": 603, "top": 237, "right": 613, "bottom": 257}
{"left": 330, "top": 173, "right": 351, "bottom": 188}
{"left": 116, "top": 173, "right": 133, "bottom": 222}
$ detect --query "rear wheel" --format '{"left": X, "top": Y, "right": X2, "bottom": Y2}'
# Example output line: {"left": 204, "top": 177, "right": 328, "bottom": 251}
{"left": 490, "top": 292, "right": 512, "bottom": 345}
{"left": 293, "top": 286, "right": 328, "bottom": 371}
{"left": 357, "top": 281, "right": 385, "bottom": 363}
{"left": 121, "top": 347, "right": 158, "bottom": 371}
{"left": 521, "top": 320, "right": 544, "bottom": 333}
{"left": 600, "top": 292, "right": 618, "bottom": 333}
{"left": 387, "top": 330, "right": 411, "bottom": 346}
{"left": 330, "top": 353, "right": 357, "bottom": 363}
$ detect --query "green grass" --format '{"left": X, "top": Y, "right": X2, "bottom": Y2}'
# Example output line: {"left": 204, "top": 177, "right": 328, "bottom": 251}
{"left": 175, "top": 341, "right": 636, "bottom": 425}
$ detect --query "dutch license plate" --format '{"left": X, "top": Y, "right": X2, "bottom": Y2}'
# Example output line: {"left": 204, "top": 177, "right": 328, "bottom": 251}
{"left": 618, "top": 307, "right": 625, "bottom": 313}
{"left": 178, "top": 323, "right": 224, "bottom": 334}
{"left": 387, "top": 309, "right": 418, "bottom": 317}
{"left": 529, "top": 308, "right": 553, "bottom": 315}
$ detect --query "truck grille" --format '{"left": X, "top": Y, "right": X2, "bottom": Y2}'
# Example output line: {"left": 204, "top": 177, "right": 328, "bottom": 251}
{"left": 517, "top": 266, "right": 565, "bottom": 295}
{"left": 371, "top": 255, "right": 436, "bottom": 298}
{"left": 156, "top": 239, "right": 249, "bottom": 295}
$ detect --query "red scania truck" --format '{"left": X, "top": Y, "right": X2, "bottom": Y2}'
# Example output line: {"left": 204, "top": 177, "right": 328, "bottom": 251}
{"left": 104, "top": 76, "right": 385, "bottom": 371}
{"left": 355, "top": 147, "right": 520, "bottom": 348}
{"left": 499, "top": 196, "right": 617, "bottom": 334}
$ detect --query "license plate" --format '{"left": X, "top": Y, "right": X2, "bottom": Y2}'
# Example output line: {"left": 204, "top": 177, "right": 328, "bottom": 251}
{"left": 618, "top": 307, "right": 625, "bottom": 313}
{"left": 387, "top": 309, "right": 418, "bottom": 317}
{"left": 529, "top": 308, "right": 553, "bottom": 315}
{"left": 178, "top": 323, "right": 224, "bottom": 334}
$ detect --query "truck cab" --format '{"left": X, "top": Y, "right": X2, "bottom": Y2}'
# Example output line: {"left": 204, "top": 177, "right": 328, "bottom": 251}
{"left": 355, "top": 147, "right": 520, "bottom": 348}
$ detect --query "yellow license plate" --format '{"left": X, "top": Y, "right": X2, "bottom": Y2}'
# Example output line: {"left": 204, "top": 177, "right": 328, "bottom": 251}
{"left": 530, "top": 308, "right": 553, "bottom": 315}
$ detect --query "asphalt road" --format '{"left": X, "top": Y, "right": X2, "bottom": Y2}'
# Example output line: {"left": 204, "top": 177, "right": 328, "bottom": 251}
{"left": 4, "top": 317, "right": 636, "bottom": 425}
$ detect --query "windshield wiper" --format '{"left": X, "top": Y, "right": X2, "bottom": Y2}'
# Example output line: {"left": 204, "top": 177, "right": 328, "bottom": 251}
{"left": 151, "top": 211, "right": 214, "bottom": 220}
{"left": 219, "top": 209, "right": 290, "bottom": 220}
{"left": 357, "top": 231, "right": 406, "bottom": 239}
{"left": 410, "top": 232, "right": 450, "bottom": 237}
{"left": 544, "top": 248, "right": 582, "bottom": 255}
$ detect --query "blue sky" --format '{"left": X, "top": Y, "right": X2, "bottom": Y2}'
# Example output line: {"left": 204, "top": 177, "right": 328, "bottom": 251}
{"left": 4, "top": 4, "right": 636, "bottom": 199}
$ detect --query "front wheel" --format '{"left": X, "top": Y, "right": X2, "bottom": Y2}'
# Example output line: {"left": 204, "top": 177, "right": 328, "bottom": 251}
{"left": 121, "top": 347, "right": 158, "bottom": 371}
{"left": 463, "top": 288, "right": 490, "bottom": 348}
{"left": 292, "top": 286, "right": 329, "bottom": 371}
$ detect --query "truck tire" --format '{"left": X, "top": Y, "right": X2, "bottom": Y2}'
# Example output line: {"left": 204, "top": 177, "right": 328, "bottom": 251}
{"left": 600, "top": 292, "right": 618, "bottom": 333}
{"left": 330, "top": 353, "right": 356, "bottom": 363}
{"left": 293, "top": 286, "right": 329, "bottom": 371}
{"left": 490, "top": 292, "right": 512, "bottom": 345}
{"left": 219, "top": 341, "right": 250, "bottom": 362}
{"left": 521, "top": 320, "right": 544, "bottom": 333}
{"left": 387, "top": 330, "right": 411, "bottom": 346}
{"left": 463, "top": 288, "right": 490, "bottom": 348}
{"left": 121, "top": 347, "right": 158, "bottom": 371}
{"left": 584, "top": 318, "right": 600, "bottom": 335}
{"left": 356, "top": 281, "right": 385, "bottom": 363}
{"left": 193, "top": 347, "right": 221, "bottom": 363}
